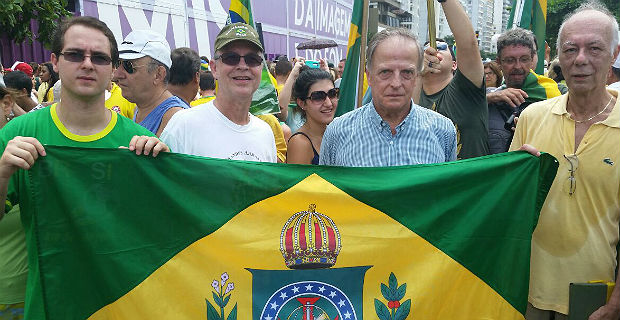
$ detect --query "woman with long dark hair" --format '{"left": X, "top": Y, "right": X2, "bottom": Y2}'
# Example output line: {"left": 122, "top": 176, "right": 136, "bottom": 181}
{"left": 37, "top": 62, "right": 59, "bottom": 103}
{"left": 286, "top": 67, "right": 338, "bottom": 165}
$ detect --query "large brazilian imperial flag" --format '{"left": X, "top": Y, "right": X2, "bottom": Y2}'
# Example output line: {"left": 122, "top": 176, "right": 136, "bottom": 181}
{"left": 227, "top": 0, "right": 280, "bottom": 115}
{"left": 507, "top": 0, "right": 547, "bottom": 74}
{"left": 21, "top": 146, "right": 557, "bottom": 319}
{"left": 336, "top": 0, "right": 368, "bottom": 117}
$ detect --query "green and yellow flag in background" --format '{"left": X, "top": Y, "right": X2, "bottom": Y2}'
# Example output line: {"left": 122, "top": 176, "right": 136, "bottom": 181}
{"left": 336, "top": 0, "right": 368, "bottom": 117}
{"left": 521, "top": 70, "right": 561, "bottom": 102}
{"left": 507, "top": 0, "right": 548, "bottom": 74}
{"left": 227, "top": 0, "right": 280, "bottom": 115}
{"left": 21, "top": 146, "right": 557, "bottom": 319}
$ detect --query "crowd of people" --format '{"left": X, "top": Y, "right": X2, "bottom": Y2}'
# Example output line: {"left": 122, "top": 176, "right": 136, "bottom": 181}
{"left": 0, "top": 0, "right": 619, "bottom": 318}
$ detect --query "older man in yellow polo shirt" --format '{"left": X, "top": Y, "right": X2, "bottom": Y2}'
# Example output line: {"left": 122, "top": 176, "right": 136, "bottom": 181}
{"left": 510, "top": 3, "right": 620, "bottom": 320}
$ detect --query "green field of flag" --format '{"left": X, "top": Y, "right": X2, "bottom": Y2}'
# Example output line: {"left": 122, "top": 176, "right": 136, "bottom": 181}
{"left": 18, "top": 146, "right": 557, "bottom": 319}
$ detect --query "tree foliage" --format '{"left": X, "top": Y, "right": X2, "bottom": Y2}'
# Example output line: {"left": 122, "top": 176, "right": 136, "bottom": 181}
{"left": 0, "top": 0, "right": 72, "bottom": 48}
{"left": 546, "top": 0, "right": 619, "bottom": 58}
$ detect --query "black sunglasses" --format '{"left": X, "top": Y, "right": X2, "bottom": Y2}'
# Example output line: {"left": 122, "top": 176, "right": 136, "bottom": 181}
{"left": 306, "top": 88, "right": 339, "bottom": 102}
{"left": 60, "top": 50, "right": 113, "bottom": 66}
{"left": 214, "top": 52, "right": 263, "bottom": 67}
{"left": 119, "top": 60, "right": 150, "bottom": 74}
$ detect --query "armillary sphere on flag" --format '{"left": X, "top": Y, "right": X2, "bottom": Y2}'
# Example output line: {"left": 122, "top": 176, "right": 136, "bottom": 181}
{"left": 296, "top": 38, "right": 339, "bottom": 50}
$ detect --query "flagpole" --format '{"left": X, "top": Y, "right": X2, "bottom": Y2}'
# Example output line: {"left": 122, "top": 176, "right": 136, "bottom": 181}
{"left": 426, "top": 0, "right": 437, "bottom": 49}
{"left": 356, "top": 0, "right": 370, "bottom": 109}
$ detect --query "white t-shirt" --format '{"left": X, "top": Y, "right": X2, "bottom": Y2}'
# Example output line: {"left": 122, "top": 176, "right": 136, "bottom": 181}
{"left": 161, "top": 101, "right": 277, "bottom": 162}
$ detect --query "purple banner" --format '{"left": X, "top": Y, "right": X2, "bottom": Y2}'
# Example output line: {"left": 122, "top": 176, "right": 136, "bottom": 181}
{"left": 84, "top": 0, "right": 353, "bottom": 64}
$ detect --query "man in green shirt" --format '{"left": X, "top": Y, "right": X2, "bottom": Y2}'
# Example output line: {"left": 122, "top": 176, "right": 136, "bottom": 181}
{"left": 0, "top": 16, "right": 168, "bottom": 319}
{"left": 418, "top": 0, "right": 488, "bottom": 159}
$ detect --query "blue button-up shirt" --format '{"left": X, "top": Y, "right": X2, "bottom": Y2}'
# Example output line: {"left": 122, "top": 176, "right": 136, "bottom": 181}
{"left": 319, "top": 101, "right": 457, "bottom": 167}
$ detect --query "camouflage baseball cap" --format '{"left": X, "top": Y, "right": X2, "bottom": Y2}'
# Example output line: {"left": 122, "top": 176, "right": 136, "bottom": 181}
{"left": 214, "top": 23, "right": 264, "bottom": 52}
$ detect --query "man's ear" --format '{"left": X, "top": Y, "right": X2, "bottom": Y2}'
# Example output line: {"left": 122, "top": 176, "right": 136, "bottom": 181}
{"left": 209, "top": 59, "right": 217, "bottom": 79}
{"left": 51, "top": 53, "right": 60, "bottom": 73}
{"left": 194, "top": 72, "right": 200, "bottom": 84}
{"left": 154, "top": 65, "right": 166, "bottom": 85}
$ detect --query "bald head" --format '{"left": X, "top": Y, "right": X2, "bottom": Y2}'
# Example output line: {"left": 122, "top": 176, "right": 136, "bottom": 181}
{"left": 557, "top": 3, "right": 619, "bottom": 55}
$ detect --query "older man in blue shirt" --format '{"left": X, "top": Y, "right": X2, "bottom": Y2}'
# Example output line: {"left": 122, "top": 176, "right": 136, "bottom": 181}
{"left": 320, "top": 28, "right": 457, "bottom": 167}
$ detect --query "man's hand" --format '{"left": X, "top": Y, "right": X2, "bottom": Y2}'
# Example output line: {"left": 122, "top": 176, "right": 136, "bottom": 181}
{"left": 127, "top": 136, "right": 169, "bottom": 157}
{"left": 421, "top": 46, "right": 442, "bottom": 76}
{"left": 319, "top": 58, "right": 329, "bottom": 72}
{"left": 487, "top": 88, "right": 529, "bottom": 108}
{"left": 589, "top": 303, "right": 620, "bottom": 320}
{"left": 516, "top": 144, "right": 540, "bottom": 157}
{"left": 0, "top": 136, "right": 46, "bottom": 178}
{"left": 290, "top": 58, "right": 305, "bottom": 78}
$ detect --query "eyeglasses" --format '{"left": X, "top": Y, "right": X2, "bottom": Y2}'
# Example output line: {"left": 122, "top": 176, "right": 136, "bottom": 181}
{"left": 214, "top": 52, "right": 263, "bottom": 67}
{"left": 60, "top": 50, "right": 113, "bottom": 66}
{"left": 500, "top": 56, "right": 533, "bottom": 66}
{"left": 306, "top": 88, "right": 339, "bottom": 102}
{"left": 424, "top": 42, "right": 449, "bottom": 51}
{"left": 119, "top": 60, "right": 150, "bottom": 74}
{"left": 563, "top": 154, "right": 578, "bottom": 196}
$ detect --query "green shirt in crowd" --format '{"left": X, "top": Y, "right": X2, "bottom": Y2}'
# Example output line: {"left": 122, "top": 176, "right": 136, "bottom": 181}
{"left": 419, "top": 70, "right": 489, "bottom": 159}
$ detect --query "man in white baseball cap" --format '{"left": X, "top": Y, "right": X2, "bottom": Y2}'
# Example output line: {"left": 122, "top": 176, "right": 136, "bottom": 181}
{"left": 113, "top": 29, "right": 188, "bottom": 136}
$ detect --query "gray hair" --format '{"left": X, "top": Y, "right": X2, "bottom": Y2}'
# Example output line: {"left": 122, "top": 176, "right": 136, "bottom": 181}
{"left": 147, "top": 57, "right": 171, "bottom": 85}
{"left": 557, "top": 1, "right": 619, "bottom": 55}
{"left": 496, "top": 28, "right": 537, "bottom": 58}
{"left": 366, "top": 27, "right": 423, "bottom": 72}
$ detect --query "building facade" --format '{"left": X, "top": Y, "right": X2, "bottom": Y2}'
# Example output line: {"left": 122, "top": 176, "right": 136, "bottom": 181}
{"left": 369, "top": 0, "right": 413, "bottom": 31}
{"left": 1, "top": 0, "right": 353, "bottom": 66}
{"left": 435, "top": 0, "right": 510, "bottom": 53}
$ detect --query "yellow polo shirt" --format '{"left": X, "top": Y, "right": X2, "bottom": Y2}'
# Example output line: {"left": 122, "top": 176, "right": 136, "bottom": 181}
{"left": 510, "top": 90, "right": 620, "bottom": 314}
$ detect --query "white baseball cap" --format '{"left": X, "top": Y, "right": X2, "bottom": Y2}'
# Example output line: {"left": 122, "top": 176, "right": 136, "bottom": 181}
{"left": 118, "top": 30, "right": 172, "bottom": 68}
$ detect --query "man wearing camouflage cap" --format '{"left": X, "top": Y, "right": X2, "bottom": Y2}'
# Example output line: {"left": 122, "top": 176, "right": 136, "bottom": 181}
{"left": 161, "top": 23, "right": 276, "bottom": 162}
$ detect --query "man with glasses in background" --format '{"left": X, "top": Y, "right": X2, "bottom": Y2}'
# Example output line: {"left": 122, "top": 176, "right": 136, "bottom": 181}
{"left": 487, "top": 28, "right": 560, "bottom": 154}
{"left": 419, "top": 0, "right": 487, "bottom": 160}
{"left": 113, "top": 30, "right": 189, "bottom": 137}
{"left": 320, "top": 27, "right": 456, "bottom": 167}
{"left": 160, "top": 23, "right": 276, "bottom": 162}
{"left": 0, "top": 16, "right": 167, "bottom": 319}
{"left": 510, "top": 3, "right": 620, "bottom": 319}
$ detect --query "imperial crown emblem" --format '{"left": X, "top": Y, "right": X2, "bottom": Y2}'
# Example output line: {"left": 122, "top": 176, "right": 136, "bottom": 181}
{"left": 279, "top": 204, "right": 342, "bottom": 269}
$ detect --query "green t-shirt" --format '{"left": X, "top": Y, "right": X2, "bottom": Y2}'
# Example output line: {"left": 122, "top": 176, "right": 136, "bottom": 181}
{"left": 419, "top": 70, "right": 489, "bottom": 159}
{"left": 0, "top": 205, "right": 27, "bottom": 304}
{"left": 0, "top": 103, "right": 154, "bottom": 318}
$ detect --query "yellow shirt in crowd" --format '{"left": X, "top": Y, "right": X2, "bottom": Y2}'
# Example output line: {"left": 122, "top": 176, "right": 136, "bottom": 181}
{"left": 190, "top": 96, "right": 216, "bottom": 107}
{"left": 105, "top": 83, "right": 136, "bottom": 119}
{"left": 256, "top": 114, "right": 287, "bottom": 163}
